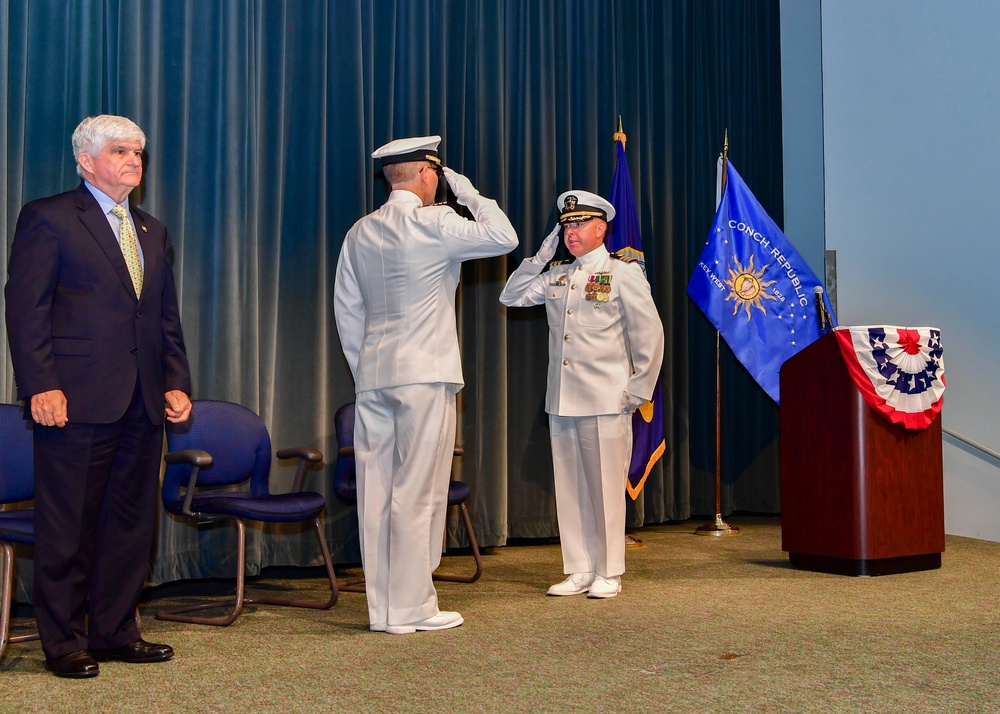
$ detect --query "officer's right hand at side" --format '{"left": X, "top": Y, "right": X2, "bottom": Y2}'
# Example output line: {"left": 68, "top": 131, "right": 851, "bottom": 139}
{"left": 528, "top": 224, "right": 561, "bottom": 265}
{"left": 622, "top": 391, "right": 647, "bottom": 414}
{"left": 442, "top": 167, "right": 478, "bottom": 204}
{"left": 31, "top": 389, "right": 68, "bottom": 428}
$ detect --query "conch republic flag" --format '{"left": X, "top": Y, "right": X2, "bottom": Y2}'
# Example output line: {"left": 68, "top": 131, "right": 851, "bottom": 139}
{"left": 607, "top": 136, "right": 666, "bottom": 499}
{"left": 687, "top": 159, "right": 836, "bottom": 404}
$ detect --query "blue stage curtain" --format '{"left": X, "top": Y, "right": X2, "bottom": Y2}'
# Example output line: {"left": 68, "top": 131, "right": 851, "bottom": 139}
{"left": 0, "top": 0, "right": 782, "bottom": 587}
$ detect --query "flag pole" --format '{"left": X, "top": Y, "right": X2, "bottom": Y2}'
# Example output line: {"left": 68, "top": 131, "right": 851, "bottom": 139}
{"left": 696, "top": 130, "right": 741, "bottom": 537}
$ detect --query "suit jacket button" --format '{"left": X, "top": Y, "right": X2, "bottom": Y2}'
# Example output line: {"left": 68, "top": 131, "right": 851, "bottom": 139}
{"left": 135, "top": 310, "right": 141, "bottom": 319}
{"left": 130, "top": 348, "right": 138, "bottom": 355}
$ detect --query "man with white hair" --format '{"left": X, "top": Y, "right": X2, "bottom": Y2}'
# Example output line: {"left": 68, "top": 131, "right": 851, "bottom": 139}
{"left": 335, "top": 135, "right": 517, "bottom": 634}
{"left": 500, "top": 190, "right": 663, "bottom": 599}
{"left": 5, "top": 114, "right": 192, "bottom": 677}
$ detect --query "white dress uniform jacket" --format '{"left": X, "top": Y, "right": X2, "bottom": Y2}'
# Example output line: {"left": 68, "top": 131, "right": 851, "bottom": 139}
{"left": 335, "top": 190, "right": 518, "bottom": 390}
{"left": 499, "top": 244, "right": 663, "bottom": 415}
{"left": 500, "top": 242, "right": 664, "bottom": 580}
{"left": 334, "top": 186, "right": 517, "bottom": 628}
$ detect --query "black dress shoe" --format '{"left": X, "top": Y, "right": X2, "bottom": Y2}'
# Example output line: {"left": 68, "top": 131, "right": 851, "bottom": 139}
{"left": 90, "top": 638, "right": 174, "bottom": 663}
{"left": 45, "top": 650, "right": 100, "bottom": 678}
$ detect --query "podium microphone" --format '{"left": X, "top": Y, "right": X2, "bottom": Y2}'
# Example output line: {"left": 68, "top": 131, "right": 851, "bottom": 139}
{"left": 814, "top": 285, "right": 828, "bottom": 332}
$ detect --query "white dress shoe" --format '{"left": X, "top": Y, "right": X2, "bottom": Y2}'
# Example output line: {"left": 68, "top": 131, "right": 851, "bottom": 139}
{"left": 386, "top": 611, "right": 464, "bottom": 635}
{"left": 587, "top": 575, "right": 622, "bottom": 598}
{"left": 547, "top": 572, "right": 596, "bottom": 596}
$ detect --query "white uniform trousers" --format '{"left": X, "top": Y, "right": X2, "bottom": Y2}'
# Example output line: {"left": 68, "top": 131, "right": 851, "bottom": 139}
{"left": 549, "top": 413, "right": 632, "bottom": 578}
{"left": 355, "top": 383, "right": 457, "bottom": 626}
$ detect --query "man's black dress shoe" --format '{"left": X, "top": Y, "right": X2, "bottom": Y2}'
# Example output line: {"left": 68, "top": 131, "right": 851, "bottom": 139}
{"left": 90, "top": 638, "right": 174, "bottom": 663}
{"left": 45, "top": 650, "right": 100, "bottom": 678}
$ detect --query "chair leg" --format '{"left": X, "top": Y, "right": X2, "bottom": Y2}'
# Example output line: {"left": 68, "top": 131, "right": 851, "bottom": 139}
{"left": 156, "top": 516, "right": 340, "bottom": 626}
{"left": 1, "top": 542, "right": 40, "bottom": 661}
{"left": 433, "top": 503, "right": 483, "bottom": 583}
{"left": 334, "top": 510, "right": 366, "bottom": 593}
{"left": 155, "top": 519, "right": 248, "bottom": 626}
{"left": 337, "top": 573, "right": 367, "bottom": 594}
{"left": 342, "top": 501, "right": 483, "bottom": 590}
{"left": 1, "top": 543, "right": 13, "bottom": 661}
{"left": 248, "top": 516, "right": 339, "bottom": 609}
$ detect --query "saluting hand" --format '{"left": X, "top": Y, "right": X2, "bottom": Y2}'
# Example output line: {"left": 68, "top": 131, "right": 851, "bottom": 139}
{"left": 442, "top": 167, "right": 478, "bottom": 204}
{"left": 529, "top": 224, "right": 562, "bottom": 265}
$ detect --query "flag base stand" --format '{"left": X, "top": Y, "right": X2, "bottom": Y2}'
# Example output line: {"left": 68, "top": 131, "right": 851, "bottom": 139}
{"left": 695, "top": 514, "right": 741, "bottom": 537}
{"left": 625, "top": 534, "right": 644, "bottom": 549}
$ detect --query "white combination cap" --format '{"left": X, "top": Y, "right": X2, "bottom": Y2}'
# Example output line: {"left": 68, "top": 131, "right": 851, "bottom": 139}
{"left": 371, "top": 135, "right": 442, "bottom": 166}
{"left": 556, "top": 190, "right": 616, "bottom": 224}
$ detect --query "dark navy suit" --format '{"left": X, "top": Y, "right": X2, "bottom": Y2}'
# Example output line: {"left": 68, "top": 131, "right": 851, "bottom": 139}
{"left": 4, "top": 183, "right": 191, "bottom": 658}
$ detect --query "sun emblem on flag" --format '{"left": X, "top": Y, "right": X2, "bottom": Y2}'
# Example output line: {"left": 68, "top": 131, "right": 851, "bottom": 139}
{"left": 725, "top": 255, "right": 778, "bottom": 319}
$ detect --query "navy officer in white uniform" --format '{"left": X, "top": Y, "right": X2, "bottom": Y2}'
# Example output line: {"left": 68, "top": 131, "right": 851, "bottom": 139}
{"left": 334, "top": 135, "right": 518, "bottom": 633}
{"left": 499, "top": 190, "right": 663, "bottom": 598}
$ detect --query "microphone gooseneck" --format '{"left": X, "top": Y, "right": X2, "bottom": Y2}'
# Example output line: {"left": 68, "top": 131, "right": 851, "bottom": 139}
{"left": 814, "top": 285, "right": 828, "bottom": 332}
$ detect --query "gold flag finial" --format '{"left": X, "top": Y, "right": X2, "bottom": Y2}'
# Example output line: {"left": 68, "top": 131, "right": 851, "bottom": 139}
{"left": 613, "top": 115, "right": 627, "bottom": 150}
{"left": 723, "top": 128, "right": 729, "bottom": 161}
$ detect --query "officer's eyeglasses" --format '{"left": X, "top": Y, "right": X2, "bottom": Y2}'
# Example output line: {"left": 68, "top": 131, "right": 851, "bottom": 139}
{"left": 422, "top": 163, "right": 443, "bottom": 177}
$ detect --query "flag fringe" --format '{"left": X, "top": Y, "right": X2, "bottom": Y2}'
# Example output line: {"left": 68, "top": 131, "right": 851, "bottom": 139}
{"left": 626, "top": 439, "right": 666, "bottom": 501}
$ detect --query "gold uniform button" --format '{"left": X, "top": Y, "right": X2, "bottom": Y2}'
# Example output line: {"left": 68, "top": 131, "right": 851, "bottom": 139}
{"left": 562, "top": 359, "right": 569, "bottom": 366}
{"left": 570, "top": 284, "right": 576, "bottom": 290}
{"left": 564, "top": 334, "right": 570, "bottom": 341}
{"left": 567, "top": 309, "right": 573, "bottom": 315}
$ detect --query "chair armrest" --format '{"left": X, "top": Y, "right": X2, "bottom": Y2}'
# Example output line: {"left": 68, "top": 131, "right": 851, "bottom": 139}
{"left": 164, "top": 449, "right": 214, "bottom": 467}
{"left": 164, "top": 449, "right": 213, "bottom": 516}
{"left": 275, "top": 446, "right": 323, "bottom": 463}
{"left": 276, "top": 446, "right": 324, "bottom": 493}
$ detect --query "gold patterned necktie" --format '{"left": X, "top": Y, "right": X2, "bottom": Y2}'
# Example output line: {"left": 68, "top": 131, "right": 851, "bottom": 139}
{"left": 111, "top": 204, "right": 143, "bottom": 297}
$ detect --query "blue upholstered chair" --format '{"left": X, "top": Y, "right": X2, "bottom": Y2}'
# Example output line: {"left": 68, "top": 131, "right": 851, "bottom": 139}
{"left": 155, "top": 400, "right": 338, "bottom": 626}
{"left": 0, "top": 404, "right": 40, "bottom": 660}
{"left": 332, "top": 401, "right": 482, "bottom": 586}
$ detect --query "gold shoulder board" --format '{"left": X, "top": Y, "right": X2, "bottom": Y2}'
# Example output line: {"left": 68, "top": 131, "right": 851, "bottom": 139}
{"left": 611, "top": 250, "right": 638, "bottom": 263}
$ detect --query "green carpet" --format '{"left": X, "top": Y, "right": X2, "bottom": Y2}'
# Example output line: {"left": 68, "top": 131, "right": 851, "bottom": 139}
{"left": 2, "top": 517, "right": 999, "bottom": 712}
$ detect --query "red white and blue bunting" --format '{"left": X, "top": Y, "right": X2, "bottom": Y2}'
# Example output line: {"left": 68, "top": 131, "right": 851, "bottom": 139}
{"left": 834, "top": 326, "right": 946, "bottom": 430}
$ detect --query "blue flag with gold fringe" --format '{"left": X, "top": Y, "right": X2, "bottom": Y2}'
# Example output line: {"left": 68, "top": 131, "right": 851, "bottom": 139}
{"left": 687, "top": 159, "right": 836, "bottom": 403}
{"left": 607, "top": 138, "right": 666, "bottom": 499}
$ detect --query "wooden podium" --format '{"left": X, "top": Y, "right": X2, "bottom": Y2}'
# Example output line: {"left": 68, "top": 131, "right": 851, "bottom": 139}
{"left": 779, "top": 331, "right": 944, "bottom": 576}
